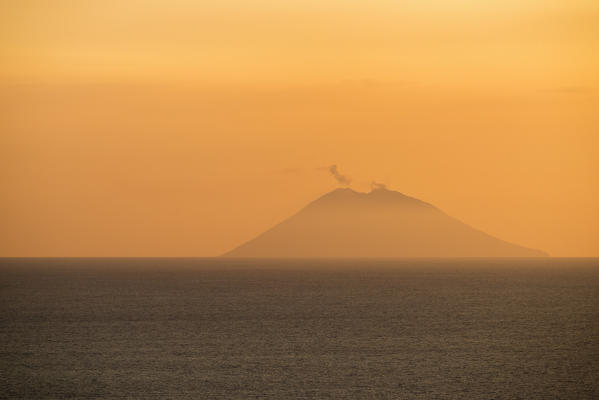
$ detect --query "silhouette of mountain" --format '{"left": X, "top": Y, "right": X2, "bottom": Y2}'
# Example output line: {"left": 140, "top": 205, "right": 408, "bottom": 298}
{"left": 223, "top": 188, "right": 548, "bottom": 257}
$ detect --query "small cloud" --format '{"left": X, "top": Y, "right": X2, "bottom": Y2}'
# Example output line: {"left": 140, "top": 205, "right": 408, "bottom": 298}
{"left": 278, "top": 167, "right": 302, "bottom": 175}
{"left": 541, "top": 86, "right": 593, "bottom": 94}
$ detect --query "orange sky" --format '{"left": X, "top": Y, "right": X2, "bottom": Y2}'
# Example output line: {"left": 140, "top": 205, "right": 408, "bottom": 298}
{"left": 1, "top": 0, "right": 598, "bottom": 256}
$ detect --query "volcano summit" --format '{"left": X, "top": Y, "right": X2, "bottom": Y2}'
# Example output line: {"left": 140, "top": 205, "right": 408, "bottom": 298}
{"left": 224, "top": 188, "right": 547, "bottom": 258}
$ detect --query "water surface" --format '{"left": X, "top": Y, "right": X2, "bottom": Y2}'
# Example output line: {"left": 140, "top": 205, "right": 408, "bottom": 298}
{"left": 1, "top": 258, "right": 598, "bottom": 399}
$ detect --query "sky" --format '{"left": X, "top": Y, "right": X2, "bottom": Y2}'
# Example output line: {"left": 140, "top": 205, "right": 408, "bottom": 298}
{"left": 1, "top": 0, "right": 598, "bottom": 256}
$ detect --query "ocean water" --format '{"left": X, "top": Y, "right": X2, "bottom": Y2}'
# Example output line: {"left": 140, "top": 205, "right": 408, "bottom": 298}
{"left": 1, "top": 258, "right": 598, "bottom": 399}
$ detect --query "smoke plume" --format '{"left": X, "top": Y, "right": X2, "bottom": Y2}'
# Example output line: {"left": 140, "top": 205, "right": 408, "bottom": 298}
{"left": 328, "top": 165, "right": 351, "bottom": 185}
{"left": 371, "top": 181, "right": 388, "bottom": 190}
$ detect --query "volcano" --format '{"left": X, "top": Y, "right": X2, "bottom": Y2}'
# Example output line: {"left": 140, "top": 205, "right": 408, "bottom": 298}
{"left": 223, "top": 188, "right": 547, "bottom": 257}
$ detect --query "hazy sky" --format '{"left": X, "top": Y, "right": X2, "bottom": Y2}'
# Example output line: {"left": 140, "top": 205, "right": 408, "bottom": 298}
{"left": 1, "top": 0, "right": 598, "bottom": 256}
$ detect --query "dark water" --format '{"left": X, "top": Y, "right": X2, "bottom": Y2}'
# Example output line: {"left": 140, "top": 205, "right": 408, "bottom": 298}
{"left": 1, "top": 258, "right": 598, "bottom": 399}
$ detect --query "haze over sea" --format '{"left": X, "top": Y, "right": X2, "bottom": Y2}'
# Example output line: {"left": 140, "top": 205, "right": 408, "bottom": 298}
{"left": 1, "top": 258, "right": 598, "bottom": 399}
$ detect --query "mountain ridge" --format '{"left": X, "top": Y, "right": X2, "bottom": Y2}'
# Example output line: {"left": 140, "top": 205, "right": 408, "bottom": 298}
{"left": 223, "top": 188, "right": 548, "bottom": 258}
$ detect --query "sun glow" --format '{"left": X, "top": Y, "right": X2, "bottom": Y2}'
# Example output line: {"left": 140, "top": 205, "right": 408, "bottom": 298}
{"left": 1, "top": 0, "right": 598, "bottom": 256}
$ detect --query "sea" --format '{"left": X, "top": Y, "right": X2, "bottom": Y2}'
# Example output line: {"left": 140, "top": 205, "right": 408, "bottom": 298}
{"left": 1, "top": 258, "right": 598, "bottom": 399}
